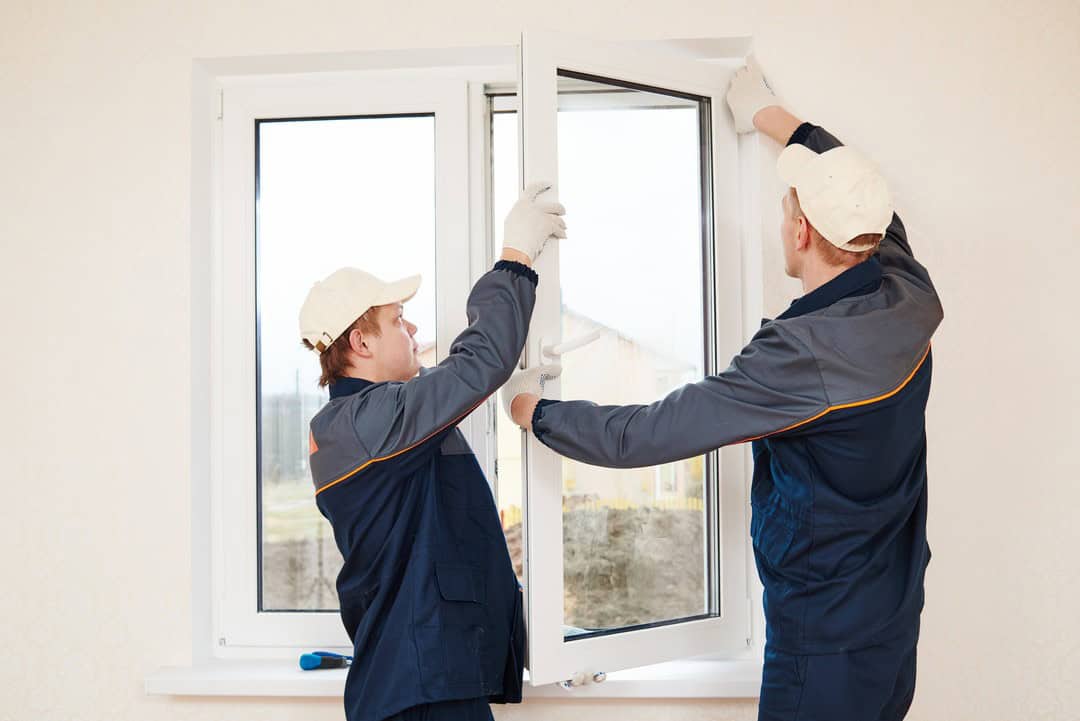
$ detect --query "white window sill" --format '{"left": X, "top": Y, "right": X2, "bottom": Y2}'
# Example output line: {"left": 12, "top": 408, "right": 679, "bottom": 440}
{"left": 145, "top": 657, "right": 762, "bottom": 699}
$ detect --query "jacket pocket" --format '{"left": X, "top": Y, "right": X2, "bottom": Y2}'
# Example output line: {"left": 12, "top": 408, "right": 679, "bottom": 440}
{"left": 435, "top": 562, "right": 485, "bottom": 603}
{"left": 431, "top": 563, "right": 485, "bottom": 688}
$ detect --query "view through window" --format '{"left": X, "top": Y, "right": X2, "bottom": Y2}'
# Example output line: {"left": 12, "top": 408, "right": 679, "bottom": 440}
{"left": 492, "top": 74, "right": 714, "bottom": 638}
{"left": 256, "top": 114, "right": 437, "bottom": 611}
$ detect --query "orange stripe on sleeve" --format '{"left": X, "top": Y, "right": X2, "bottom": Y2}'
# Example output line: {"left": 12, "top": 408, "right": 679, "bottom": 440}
{"left": 315, "top": 397, "right": 487, "bottom": 496}
{"left": 739, "top": 343, "right": 932, "bottom": 444}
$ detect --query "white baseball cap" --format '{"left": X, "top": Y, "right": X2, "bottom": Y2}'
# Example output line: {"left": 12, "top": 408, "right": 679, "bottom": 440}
{"left": 777, "top": 144, "right": 893, "bottom": 251}
{"left": 299, "top": 268, "right": 421, "bottom": 353}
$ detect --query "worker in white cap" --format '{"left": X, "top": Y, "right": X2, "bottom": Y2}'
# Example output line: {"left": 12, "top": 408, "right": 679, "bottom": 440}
{"left": 301, "top": 183, "right": 565, "bottom": 721}
{"left": 503, "top": 58, "right": 943, "bottom": 721}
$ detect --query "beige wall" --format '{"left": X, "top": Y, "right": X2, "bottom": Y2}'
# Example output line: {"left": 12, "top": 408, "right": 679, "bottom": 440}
{"left": 3, "top": 1, "right": 1078, "bottom": 719}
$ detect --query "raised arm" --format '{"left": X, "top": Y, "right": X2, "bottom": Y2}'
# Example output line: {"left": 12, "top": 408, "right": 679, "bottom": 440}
{"left": 518, "top": 323, "right": 828, "bottom": 469}
{"left": 354, "top": 259, "right": 539, "bottom": 458}
{"left": 353, "top": 183, "right": 566, "bottom": 459}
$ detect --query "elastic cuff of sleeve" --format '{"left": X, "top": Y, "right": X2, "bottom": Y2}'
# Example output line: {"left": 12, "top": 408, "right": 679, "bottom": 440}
{"left": 786, "top": 122, "right": 818, "bottom": 147}
{"left": 531, "top": 398, "right": 558, "bottom": 442}
{"left": 493, "top": 259, "right": 539, "bottom": 286}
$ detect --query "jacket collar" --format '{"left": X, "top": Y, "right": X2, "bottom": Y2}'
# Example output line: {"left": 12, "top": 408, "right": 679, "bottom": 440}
{"left": 777, "top": 255, "right": 883, "bottom": 321}
{"left": 328, "top": 375, "right": 375, "bottom": 399}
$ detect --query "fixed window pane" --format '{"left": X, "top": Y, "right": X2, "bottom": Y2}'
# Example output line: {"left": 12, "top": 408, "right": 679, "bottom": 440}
{"left": 256, "top": 115, "right": 437, "bottom": 611}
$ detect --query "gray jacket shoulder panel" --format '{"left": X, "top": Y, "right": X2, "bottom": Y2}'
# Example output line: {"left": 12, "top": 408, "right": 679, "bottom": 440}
{"left": 776, "top": 268, "right": 941, "bottom": 408}
{"left": 309, "top": 262, "right": 537, "bottom": 493}
{"left": 307, "top": 389, "right": 379, "bottom": 491}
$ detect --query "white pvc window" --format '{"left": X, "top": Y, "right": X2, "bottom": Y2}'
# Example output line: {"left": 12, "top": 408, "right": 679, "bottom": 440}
{"left": 204, "top": 39, "right": 754, "bottom": 683}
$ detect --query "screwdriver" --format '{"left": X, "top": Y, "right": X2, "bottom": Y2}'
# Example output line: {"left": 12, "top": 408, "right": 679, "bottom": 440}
{"left": 299, "top": 651, "right": 353, "bottom": 670}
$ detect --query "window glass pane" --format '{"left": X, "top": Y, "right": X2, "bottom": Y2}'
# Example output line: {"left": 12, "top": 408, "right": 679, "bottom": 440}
{"left": 491, "top": 75, "right": 714, "bottom": 639}
{"left": 555, "top": 74, "right": 710, "bottom": 637}
{"left": 257, "top": 115, "right": 437, "bottom": 611}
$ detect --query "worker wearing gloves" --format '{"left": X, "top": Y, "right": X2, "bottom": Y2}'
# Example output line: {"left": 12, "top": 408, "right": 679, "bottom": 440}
{"left": 301, "top": 183, "right": 565, "bottom": 721}
{"left": 504, "top": 59, "right": 942, "bottom": 721}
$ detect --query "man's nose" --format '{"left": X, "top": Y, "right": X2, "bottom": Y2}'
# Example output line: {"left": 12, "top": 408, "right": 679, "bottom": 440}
{"left": 407, "top": 321, "right": 417, "bottom": 336}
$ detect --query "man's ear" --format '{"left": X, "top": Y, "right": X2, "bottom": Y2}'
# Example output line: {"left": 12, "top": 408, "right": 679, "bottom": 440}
{"left": 348, "top": 327, "right": 373, "bottom": 358}
{"left": 795, "top": 216, "right": 813, "bottom": 252}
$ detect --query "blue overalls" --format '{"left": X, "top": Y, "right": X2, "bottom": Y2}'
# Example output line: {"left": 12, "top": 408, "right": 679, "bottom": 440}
{"left": 308, "top": 261, "right": 536, "bottom": 721}
{"left": 531, "top": 125, "right": 942, "bottom": 721}
{"left": 750, "top": 249, "right": 931, "bottom": 721}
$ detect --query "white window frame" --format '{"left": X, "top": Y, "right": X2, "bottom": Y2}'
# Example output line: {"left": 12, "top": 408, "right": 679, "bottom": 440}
{"left": 518, "top": 30, "right": 753, "bottom": 686}
{"left": 211, "top": 67, "right": 501, "bottom": 655}
{"left": 179, "top": 39, "right": 765, "bottom": 692}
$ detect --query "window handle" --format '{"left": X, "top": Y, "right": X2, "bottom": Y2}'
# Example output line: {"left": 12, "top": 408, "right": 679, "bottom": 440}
{"left": 558, "top": 671, "right": 588, "bottom": 690}
{"left": 542, "top": 329, "right": 603, "bottom": 359}
{"left": 557, "top": 670, "right": 606, "bottom": 690}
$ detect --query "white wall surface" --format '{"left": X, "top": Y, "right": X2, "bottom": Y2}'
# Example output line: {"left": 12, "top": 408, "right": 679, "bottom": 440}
{"left": 2, "top": 1, "right": 1078, "bottom": 720}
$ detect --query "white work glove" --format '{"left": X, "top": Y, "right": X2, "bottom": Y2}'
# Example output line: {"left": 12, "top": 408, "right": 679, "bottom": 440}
{"left": 500, "top": 363, "right": 562, "bottom": 427}
{"left": 725, "top": 55, "right": 779, "bottom": 134}
{"left": 503, "top": 181, "right": 567, "bottom": 262}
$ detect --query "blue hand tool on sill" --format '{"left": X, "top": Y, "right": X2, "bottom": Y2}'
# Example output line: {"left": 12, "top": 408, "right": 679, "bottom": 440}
{"left": 299, "top": 651, "right": 353, "bottom": 670}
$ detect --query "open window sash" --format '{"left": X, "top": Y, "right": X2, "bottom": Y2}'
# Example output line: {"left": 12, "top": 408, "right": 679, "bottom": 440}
{"left": 518, "top": 30, "right": 751, "bottom": 685}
